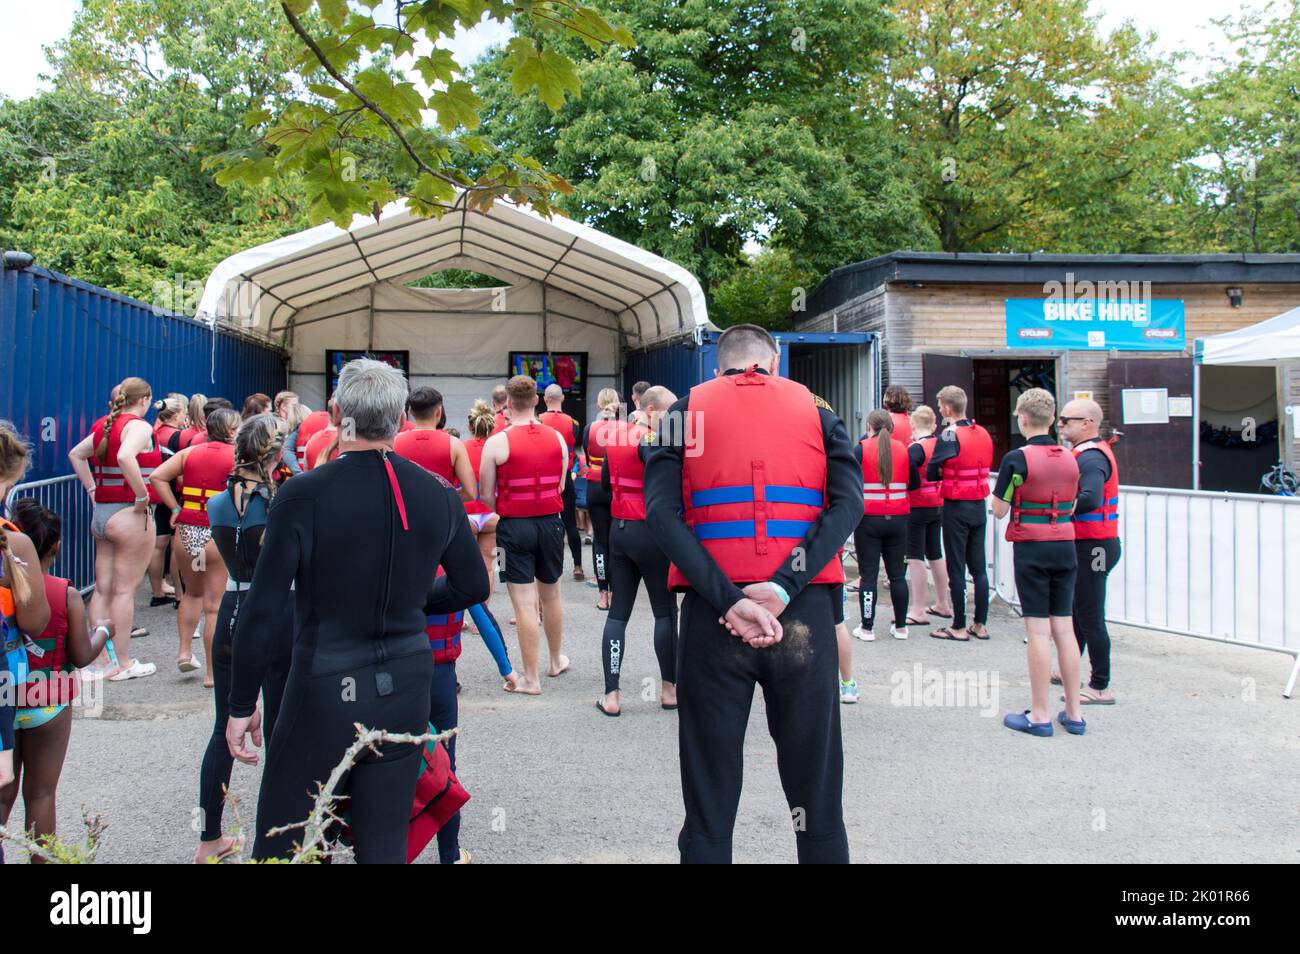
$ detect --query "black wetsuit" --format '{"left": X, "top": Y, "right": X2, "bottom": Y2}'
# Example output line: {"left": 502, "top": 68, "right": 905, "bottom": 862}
{"left": 229, "top": 448, "right": 489, "bottom": 863}
{"left": 645, "top": 372, "right": 863, "bottom": 864}
{"left": 581, "top": 420, "right": 615, "bottom": 593}
{"left": 599, "top": 439, "right": 677, "bottom": 694}
{"left": 200, "top": 479, "right": 292, "bottom": 844}
{"left": 1072, "top": 445, "right": 1121, "bottom": 689}
{"left": 927, "top": 420, "right": 991, "bottom": 630}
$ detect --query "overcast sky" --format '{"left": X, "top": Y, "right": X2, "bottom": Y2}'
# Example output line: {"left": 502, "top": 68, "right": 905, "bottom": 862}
{"left": 0, "top": 1, "right": 1252, "bottom": 102}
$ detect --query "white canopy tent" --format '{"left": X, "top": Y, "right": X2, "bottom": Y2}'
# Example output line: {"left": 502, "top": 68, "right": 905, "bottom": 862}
{"left": 197, "top": 195, "right": 710, "bottom": 424}
{"left": 1194, "top": 305, "right": 1300, "bottom": 488}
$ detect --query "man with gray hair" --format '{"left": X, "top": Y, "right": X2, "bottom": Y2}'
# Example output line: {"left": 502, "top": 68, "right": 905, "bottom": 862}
{"left": 226, "top": 358, "right": 490, "bottom": 862}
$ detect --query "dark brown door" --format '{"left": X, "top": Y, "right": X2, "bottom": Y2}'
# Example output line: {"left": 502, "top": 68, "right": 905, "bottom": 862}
{"left": 922, "top": 354, "right": 974, "bottom": 412}
{"left": 1106, "top": 357, "right": 1194, "bottom": 489}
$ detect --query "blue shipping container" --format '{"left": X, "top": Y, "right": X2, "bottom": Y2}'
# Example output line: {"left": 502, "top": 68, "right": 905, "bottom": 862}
{"left": 1, "top": 263, "right": 287, "bottom": 482}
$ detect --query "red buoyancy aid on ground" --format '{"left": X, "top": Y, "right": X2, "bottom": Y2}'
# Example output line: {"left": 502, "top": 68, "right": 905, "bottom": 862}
{"left": 394, "top": 428, "right": 456, "bottom": 483}
{"left": 666, "top": 370, "right": 844, "bottom": 590}
{"left": 890, "top": 411, "right": 913, "bottom": 447}
{"left": 295, "top": 410, "right": 331, "bottom": 470}
{"left": 177, "top": 441, "right": 235, "bottom": 527}
{"left": 909, "top": 437, "right": 943, "bottom": 509}
{"left": 1071, "top": 438, "right": 1120, "bottom": 540}
{"left": 940, "top": 423, "right": 994, "bottom": 500}
{"left": 539, "top": 410, "right": 577, "bottom": 450}
{"left": 463, "top": 438, "right": 490, "bottom": 515}
{"left": 859, "top": 436, "right": 911, "bottom": 516}
{"left": 606, "top": 420, "right": 649, "bottom": 520}
{"left": 91, "top": 413, "right": 162, "bottom": 503}
{"left": 581, "top": 417, "right": 619, "bottom": 481}
{"left": 496, "top": 423, "right": 564, "bottom": 517}
{"left": 21, "top": 575, "right": 77, "bottom": 707}
{"left": 427, "top": 566, "right": 466, "bottom": 665}
{"left": 1007, "top": 443, "right": 1079, "bottom": 543}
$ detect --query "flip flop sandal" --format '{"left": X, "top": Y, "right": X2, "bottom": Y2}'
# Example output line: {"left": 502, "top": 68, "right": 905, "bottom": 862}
{"left": 905, "top": 616, "right": 930, "bottom": 626}
{"left": 661, "top": 703, "right": 678, "bottom": 711}
{"left": 595, "top": 699, "right": 620, "bottom": 717}
{"left": 178, "top": 656, "right": 201, "bottom": 673}
{"left": 970, "top": 628, "right": 990, "bottom": 640}
{"left": 130, "top": 626, "right": 149, "bottom": 638}
{"left": 845, "top": 580, "right": 862, "bottom": 592}
{"left": 929, "top": 627, "right": 969, "bottom": 642}
{"left": 926, "top": 606, "right": 953, "bottom": 618}
{"left": 1078, "top": 689, "right": 1116, "bottom": 705}
{"left": 1050, "top": 672, "right": 1063, "bottom": 685}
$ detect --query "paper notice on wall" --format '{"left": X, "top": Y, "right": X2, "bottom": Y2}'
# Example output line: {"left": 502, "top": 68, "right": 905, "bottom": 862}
{"left": 1121, "top": 388, "right": 1169, "bottom": 424}
{"left": 1168, "top": 396, "right": 1193, "bottom": 417}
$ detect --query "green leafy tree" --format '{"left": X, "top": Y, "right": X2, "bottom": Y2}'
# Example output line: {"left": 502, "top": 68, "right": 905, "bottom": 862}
{"left": 710, "top": 247, "right": 816, "bottom": 330}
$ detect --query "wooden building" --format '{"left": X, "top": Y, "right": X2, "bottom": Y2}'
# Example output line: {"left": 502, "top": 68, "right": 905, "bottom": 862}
{"left": 794, "top": 252, "right": 1300, "bottom": 491}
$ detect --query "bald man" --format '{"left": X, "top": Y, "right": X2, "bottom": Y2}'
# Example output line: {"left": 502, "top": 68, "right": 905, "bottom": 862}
{"left": 1057, "top": 399, "right": 1121, "bottom": 705}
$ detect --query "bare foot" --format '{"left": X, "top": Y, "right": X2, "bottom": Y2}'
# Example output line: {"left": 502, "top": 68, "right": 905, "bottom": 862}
{"left": 660, "top": 682, "right": 677, "bottom": 708}
{"left": 507, "top": 675, "right": 542, "bottom": 695}
{"left": 194, "top": 835, "right": 241, "bottom": 864}
{"left": 547, "top": 654, "right": 570, "bottom": 677}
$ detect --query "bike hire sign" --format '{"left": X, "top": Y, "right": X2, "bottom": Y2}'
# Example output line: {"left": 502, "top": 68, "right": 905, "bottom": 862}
{"left": 1005, "top": 298, "right": 1185, "bottom": 351}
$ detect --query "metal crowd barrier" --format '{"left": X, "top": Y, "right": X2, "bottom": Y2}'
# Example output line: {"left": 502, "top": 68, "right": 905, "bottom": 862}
{"left": 989, "top": 483, "right": 1300, "bottom": 698}
{"left": 5, "top": 475, "right": 96, "bottom": 594}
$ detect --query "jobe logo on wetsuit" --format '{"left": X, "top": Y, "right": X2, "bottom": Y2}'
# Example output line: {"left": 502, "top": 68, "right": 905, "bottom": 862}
{"left": 49, "top": 884, "right": 151, "bottom": 934}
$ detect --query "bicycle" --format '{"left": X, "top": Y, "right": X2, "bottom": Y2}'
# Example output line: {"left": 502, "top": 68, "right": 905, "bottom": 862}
{"left": 1260, "top": 461, "right": 1299, "bottom": 496}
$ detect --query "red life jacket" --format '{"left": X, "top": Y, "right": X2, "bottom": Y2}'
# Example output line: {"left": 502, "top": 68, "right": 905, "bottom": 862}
{"left": 606, "top": 421, "right": 649, "bottom": 520}
{"left": 940, "top": 423, "right": 993, "bottom": 500}
{"left": 463, "top": 438, "right": 490, "bottom": 515}
{"left": 177, "top": 426, "right": 202, "bottom": 449}
{"left": 666, "top": 370, "right": 844, "bottom": 590}
{"left": 427, "top": 567, "right": 466, "bottom": 665}
{"left": 539, "top": 410, "right": 577, "bottom": 450}
{"left": 399, "top": 419, "right": 415, "bottom": 433}
{"left": 177, "top": 441, "right": 235, "bottom": 527}
{"left": 860, "top": 436, "right": 911, "bottom": 516}
{"left": 304, "top": 427, "right": 338, "bottom": 470}
{"left": 491, "top": 410, "right": 507, "bottom": 436}
{"left": 582, "top": 417, "right": 619, "bottom": 481}
{"left": 1007, "top": 443, "right": 1079, "bottom": 543}
{"left": 91, "top": 413, "right": 161, "bottom": 503}
{"left": 908, "top": 437, "right": 943, "bottom": 509}
{"left": 20, "top": 575, "right": 78, "bottom": 708}
{"left": 497, "top": 422, "right": 564, "bottom": 517}
{"left": 295, "top": 410, "right": 331, "bottom": 470}
{"left": 154, "top": 422, "right": 181, "bottom": 456}
{"left": 1071, "top": 439, "right": 1120, "bottom": 540}
{"left": 394, "top": 428, "right": 456, "bottom": 483}
{"left": 890, "top": 411, "right": 913, "bottom": 447}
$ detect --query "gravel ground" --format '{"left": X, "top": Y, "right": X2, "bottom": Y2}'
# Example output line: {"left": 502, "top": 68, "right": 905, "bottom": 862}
{"left": 8, "top": 551, "right": 1299, "bottom": 864}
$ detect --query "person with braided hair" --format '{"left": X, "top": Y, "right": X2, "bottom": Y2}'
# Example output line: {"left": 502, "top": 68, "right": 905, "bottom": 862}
{"left": 193, "top": 414, "right": 293, "bottom": 863}
{"left": 68, "top": 377, "right": 160, "bottom": 681}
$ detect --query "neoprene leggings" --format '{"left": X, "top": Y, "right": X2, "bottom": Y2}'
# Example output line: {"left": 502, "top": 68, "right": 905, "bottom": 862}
{"left": 429, "top": 661, "right": 460, "bottom": 863}
{"left": 1073, "top": 537, "right": 1121, "bottom": 690}
{"left": 586, "top": 479, "right": 612, "bottom": 593}
{"left": 602, "top": 518, "right": 677, "bottom": 693}
{"left": 560, "top": 480, "right": 583, "bottom": 572}
{"left": 941, "top": 500, "right": 989, "bottom": 630}
{"left": 251, "top": 643, "right": 434, "bottom": 862}
{"left": 853, "top": 514, "right": 909, "bottom": 630}
{"left": 199, "top": 593, "right": 291, "bottom": 843}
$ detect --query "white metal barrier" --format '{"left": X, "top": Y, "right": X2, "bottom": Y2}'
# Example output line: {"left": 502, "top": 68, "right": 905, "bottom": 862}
{"left": 989, "top": 484, "right": 1300, "bottom": 698}
{"left": 5, "top": 475, "right": 96, "bottom": 594}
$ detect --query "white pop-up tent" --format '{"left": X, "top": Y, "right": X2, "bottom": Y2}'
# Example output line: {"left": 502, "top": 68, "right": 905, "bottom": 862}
{"left": 197, "top": 194, "right": 710, "bottom": 424}
{"left": 1194, "top": 305, "right": 1300, "bottom": 487}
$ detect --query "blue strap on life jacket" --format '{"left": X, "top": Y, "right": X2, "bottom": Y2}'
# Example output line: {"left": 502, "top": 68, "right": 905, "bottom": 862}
{"left": 693, "top": 519, "right": 816, "bottom": 540}
{"left": 690, "top": 484, "right": 824, "bottom": 508}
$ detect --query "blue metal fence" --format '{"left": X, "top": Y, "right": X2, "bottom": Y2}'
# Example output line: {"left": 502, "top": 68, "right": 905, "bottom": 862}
{"left": 1, "top": 263, "right": 287, "bottom": 483}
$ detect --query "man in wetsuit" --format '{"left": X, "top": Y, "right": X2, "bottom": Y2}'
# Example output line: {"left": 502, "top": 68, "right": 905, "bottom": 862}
{"left": 1058, "top": 398, "right": 1122, "bottom": 705}
{"left": 538, "top": 383, "right": 585, "bottom": 580}
{"left": 225, "top": 359, "right": 489, "bottom": 863}
{"left": 645, "top": 324, "right": 862, "bottom": 864}
{"left": 926, "top": 385, "right": 993, "bottom": 642}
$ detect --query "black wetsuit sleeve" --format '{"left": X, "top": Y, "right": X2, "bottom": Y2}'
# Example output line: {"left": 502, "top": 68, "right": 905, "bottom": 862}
{"left": 769, "top": 407, "right": 863, "bottom": 600}
{"left": 229, "top": 492, "right": 312, "bottom": 719}
{"left": 601, "top": 453, "right": 612, "bottom": 494}
{"left": 853, "top": 439, "right": 863, "bottom": 468}
{"left": 907, "top": 448, "right": 922, "bottom": 491}
{"left": 1074, "top": 447, "right": 1112, "bottom": 516}
{"left": 644, "top": 396, "right": 746, "bottom": 616}
{"left": 426, "top": 486, "right": 490, "bottom": 614}
{"left": 927, "top": 427, "right": 961, "bottom": 482}
{"left": 579, "top": 423, "right": 591, "bottom": 455}
{"left": 908, "top": 443, "right": 925, "bottom": 472}
{"left": 993, "top": 449, "right": 1028, "bottom": 503}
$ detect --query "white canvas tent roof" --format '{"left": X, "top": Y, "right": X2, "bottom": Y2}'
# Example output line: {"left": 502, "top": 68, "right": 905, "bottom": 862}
{"left": 196, "top": 195, "right": 708, "bottom": 346}
{"left": 196, "top": 194, "right": 710, "bottom": 422}
{"left": 1195, "top": 305, "right": 1300, "bottom": 367}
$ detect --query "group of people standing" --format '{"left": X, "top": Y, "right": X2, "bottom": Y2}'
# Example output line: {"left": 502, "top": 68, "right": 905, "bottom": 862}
{"left": 1, "top": 321, "right": 1124, "bottom": 865}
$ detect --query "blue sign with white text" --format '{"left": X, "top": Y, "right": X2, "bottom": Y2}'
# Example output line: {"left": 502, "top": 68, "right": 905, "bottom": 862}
{"left": 1005, "top": 298, "right": 1185, "bottom": 351}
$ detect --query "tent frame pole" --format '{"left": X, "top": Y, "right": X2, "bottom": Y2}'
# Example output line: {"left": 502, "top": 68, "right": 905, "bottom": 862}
{"left": 367, "top": 285, "right": 376, "bottom": 351}
{"left": 542, "top": 284, "right": 549, "bottom": 353}
{"left": 1192, "top": 362, "right": 1201, "bottom": 490}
